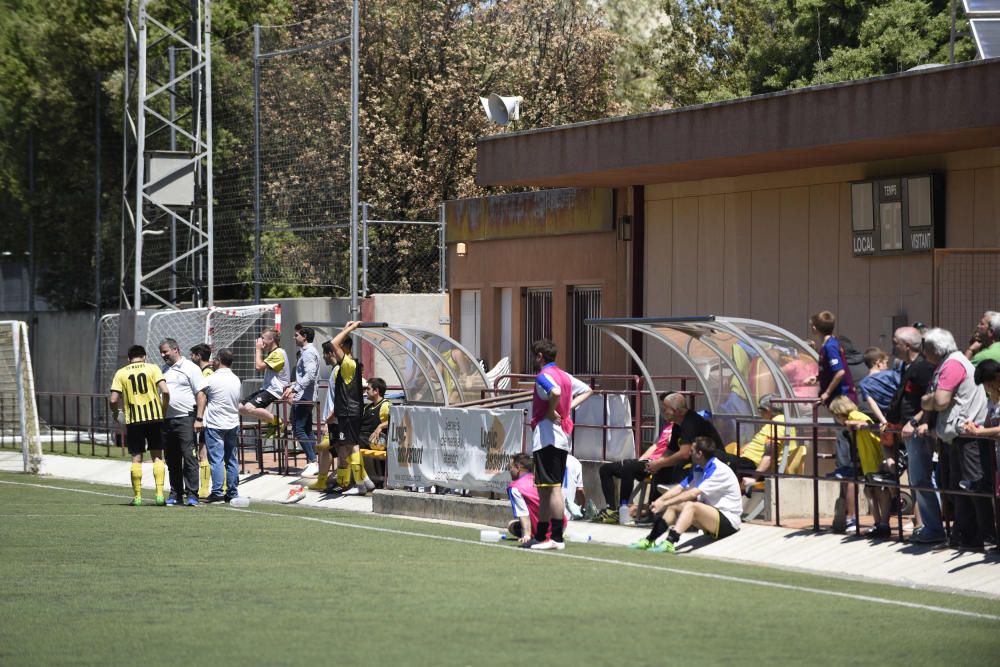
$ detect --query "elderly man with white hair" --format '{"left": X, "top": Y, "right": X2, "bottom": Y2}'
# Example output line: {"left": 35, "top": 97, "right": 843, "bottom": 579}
{"left": 967, "top": 311, "right": 1000, "bottom": 367}
{"left": 892, "top": 326, "right": 944, "bottom": 543}
{"left": 921, "top": 327, "right": 996, "bottom": 549}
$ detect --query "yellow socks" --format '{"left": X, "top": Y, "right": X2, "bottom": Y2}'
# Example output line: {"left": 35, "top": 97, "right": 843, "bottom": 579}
{"left": 336, "top": 467, "right": 350, "bottom": 489}
{"left": 199, "top": 461, "right": 211, "bottom": 498}
{"left": 152, "top": 460, "right": 165, "bottom": 497}
{"left": 130, "top": 463, "right": 143, "bottom": 498}
{"left": 307, "top": 474, "right": 328, "bottom": 491}
{"left": 349, "top": 451, "right": 367, "bottom": 485}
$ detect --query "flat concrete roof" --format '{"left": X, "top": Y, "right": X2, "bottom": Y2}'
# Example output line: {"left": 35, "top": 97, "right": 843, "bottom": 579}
{"left": 476, "top": 59, "right": 1000, "bottom": 187}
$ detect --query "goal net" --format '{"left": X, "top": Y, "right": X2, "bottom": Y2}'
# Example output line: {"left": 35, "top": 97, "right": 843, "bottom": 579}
{"left": 97, "top": 305, "right": 280, "bottom": 400}
{"left": 0, "top": 321, "right": 42, "bottom": 473}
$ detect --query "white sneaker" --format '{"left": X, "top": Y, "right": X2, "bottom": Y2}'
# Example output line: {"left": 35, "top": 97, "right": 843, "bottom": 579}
{"left": 281, "top": 485, "right": 306, "bottom": 504}
{"left": 301, "top": 462, "right": 319, "bottom": 477}
{"left": 340, "top": 486, "right": 363, "bottom": 496}
{"left": 529, "top": 539, "right": 566, "bottom": 551}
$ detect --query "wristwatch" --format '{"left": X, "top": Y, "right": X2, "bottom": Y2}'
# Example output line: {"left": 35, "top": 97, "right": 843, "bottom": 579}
{"left": 194, "top": 416, "right": 203, "bottom": 422}
{"left": 908, "top": 417, "right": 920, "bottom": 428}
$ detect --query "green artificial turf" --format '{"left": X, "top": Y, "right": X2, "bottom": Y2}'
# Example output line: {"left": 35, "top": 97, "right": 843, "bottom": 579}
{"left": 1, "top": 473, "right": 998, "bottom": 666}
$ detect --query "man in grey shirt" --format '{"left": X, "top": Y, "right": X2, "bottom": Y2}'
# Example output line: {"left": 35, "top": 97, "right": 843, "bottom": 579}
{"left": 159, "top": 337, "right": 205, "bottom": 506}
{"left": 195, "top": 348, "right": 243, "bottom": 503}
{"left": 283, "top": 325, "right": 321, "bottom": 476}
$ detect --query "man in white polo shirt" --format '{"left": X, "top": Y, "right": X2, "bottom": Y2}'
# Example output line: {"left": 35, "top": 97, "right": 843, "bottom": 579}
{"left": 195, "top": 348, "right": 243, "bottom": 503}
{"left": 159, "top": 337, "right": 205, "bottom": 506}
{"left": 629, "top": 435, "right": 742, "bottom": 553}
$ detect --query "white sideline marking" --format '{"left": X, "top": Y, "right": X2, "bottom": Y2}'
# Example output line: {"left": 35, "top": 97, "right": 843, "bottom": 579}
{"left": 3, "top": 478, "right": 999, "bottom": 622}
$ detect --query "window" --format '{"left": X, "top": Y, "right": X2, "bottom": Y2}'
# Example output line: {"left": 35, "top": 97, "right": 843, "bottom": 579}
{"left": 524, "top": 288, "right": 552, "bottom": 372}
{"left": 571, "top": 286, "right": 601, "bottom": 374}
{"left": 500, "top": 287, "right": 512, "bottom": 364}
{"left": 459, "top": 290, "right": 480, "bottom": 359}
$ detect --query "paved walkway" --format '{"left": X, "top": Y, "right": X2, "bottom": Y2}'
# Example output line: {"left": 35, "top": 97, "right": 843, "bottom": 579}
{"left": 8, "top": 453, "right": 1000, "bottom": 599}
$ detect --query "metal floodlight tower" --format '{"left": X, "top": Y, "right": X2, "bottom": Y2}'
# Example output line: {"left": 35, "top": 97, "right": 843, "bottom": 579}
{"left": 123, "top": 0, "right": 214, "bottom": 310}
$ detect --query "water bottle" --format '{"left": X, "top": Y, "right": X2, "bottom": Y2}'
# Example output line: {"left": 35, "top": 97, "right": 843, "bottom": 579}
{"left": 566, "top": 532, "right": 593, "bottom": 543}
{"left": 479, "top": 529, "right": 504, "bottom": 542}
{"left": 619, "top": 503, "right": 631, "bottom": 525}
{"left": 230, "top": 496, "right": 250, "bottom": 508}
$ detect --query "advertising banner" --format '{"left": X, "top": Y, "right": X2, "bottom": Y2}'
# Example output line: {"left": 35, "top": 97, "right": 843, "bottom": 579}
{"left": 387, "top": 405, "right": 524, "bottom": 492}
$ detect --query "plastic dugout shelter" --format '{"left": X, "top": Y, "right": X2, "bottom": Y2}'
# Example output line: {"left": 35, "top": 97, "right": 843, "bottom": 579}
{"left": 585, "top": 316, "right": 820, "bottom": 430}
{"left": 304, "top": 323, "right": 490, "bottom": 405}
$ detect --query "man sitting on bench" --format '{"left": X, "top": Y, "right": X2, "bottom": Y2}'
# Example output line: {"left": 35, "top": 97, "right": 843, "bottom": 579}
{"left": 359, "top": 377, "right": 391, "bottom": 472}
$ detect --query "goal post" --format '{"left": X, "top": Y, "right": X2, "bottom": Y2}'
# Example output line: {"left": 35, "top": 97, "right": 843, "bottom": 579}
{"left": 96, "top": 305, "right": 280, "bottom": 401}
{"left": 0, "top": 321, "right": 42, "bottom": 473}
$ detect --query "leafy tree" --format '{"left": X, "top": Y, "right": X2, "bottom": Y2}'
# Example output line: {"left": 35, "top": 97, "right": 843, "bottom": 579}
{"left": 653, "top": 0, "right": 974, "bottom": 107}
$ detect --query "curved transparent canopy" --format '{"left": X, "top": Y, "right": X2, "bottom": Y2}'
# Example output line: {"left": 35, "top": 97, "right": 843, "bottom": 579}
{"left": 310, "top": 324, "right": 489, "bottom": 405}
{"left": 586, "top": 316, "right": 819, "bottom": 435}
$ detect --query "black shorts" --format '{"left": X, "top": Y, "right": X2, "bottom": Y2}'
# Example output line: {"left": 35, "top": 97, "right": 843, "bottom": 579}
{"left": 533, "top": 446, "right": 568, "bottom": 487}
{"left": 335, "top": 416, "right": 361, "bottom": 446}
{"left": 243, "top": 389, "right": 278, "bottom": 410}
{"left": 126, "top": 421, "right": 163, "bottom": 455}
{"left": 712, "top": 509, "right": 739, "bottom": 540}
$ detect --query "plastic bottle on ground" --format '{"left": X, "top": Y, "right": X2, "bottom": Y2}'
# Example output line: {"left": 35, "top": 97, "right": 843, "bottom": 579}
{"left": 619, "top": 503, "right": 631, "bottom": 525}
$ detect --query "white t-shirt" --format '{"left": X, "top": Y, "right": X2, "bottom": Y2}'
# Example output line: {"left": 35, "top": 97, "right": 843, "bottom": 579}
{"left": 162, "top": 357, "right": 205, "bottom": 418}
{"left": 201, "top": 367, "right": 242, "bottom": 430}
{"left": 563, "top": 453, "right": 583, "bottom": 498}
{"left": 680, "top": 457, "right": 743, "bottom": 530}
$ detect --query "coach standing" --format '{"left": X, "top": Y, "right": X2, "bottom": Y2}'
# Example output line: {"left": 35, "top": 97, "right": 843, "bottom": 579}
{"left": 195, "top": 348, "right": 243, "bottom": 503}
{"left": 159, "top": 337, "right": 205, "bottom": 506}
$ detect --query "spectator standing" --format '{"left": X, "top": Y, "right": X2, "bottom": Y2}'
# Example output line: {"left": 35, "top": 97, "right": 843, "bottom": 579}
{"left": 283, "top": 325, "right": 320, "bottom": 477}
{"left": 964, "top": 311, "right": 998, "bottom": 362}
{"left": 159, "top": 338, "right": 205, "bottom": 506}
{"left": 109, "top": 345, "right": 170, "bottom": 506}
{"left": 629, "top": 436, "right": 742, "bottom": 553}
{"left": 811, "top": 311, "right": 859, "bottom": 487}
{"left": 190, "top": 342, "right": 214, "bottom": 498}
{"left": 969, "top": 312, "right": 1000, "bottom": 366}
{"left": 194, "top": 349, "right": 242, "bottom": 503}
{"left": 857, "top": 347, "right": 900, "bottom": 427}
{"left": 921, "top": 328, "right": 995, "bottom": 549}
{"left": 239, "top": 327, "right": 289, "bottom": 438}
{"left": 829, "top": 396, "right": 893, "bottom": 538}
{"left": 890, "top": 327, "right": 945, "bottom": 544}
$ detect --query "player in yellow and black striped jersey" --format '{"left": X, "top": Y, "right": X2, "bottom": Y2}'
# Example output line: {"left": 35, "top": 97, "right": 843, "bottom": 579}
{"left": 109, "top": 345, "right": 170, "bottom": 506}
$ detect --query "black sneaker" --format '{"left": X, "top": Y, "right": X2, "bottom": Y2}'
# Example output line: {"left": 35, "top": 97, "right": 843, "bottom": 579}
{"left": 203, "top": 493, "right": 226, "bottom": 504}
{"left": 865, "top": 524, "right": 891, "bottom": 539}
{"left": 520, "top": 538, "right": 541, "bottom": 549}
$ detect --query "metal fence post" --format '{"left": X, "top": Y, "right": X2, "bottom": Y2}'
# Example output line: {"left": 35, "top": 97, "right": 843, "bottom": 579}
{"left": 252, "top": 24, "right": 262, "bottom": 305}
{"left": 362, "top": 202, "right": 368, "bottom": 297}
{"left": 439, "top": 202, "right": 446, "bottom": 293}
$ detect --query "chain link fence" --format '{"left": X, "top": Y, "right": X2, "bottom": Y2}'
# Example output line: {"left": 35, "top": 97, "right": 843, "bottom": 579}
{"left": 212, "top": 8, "right": 443, "bottom": 301}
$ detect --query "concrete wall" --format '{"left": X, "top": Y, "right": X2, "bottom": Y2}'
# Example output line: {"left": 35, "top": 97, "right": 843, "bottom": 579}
{"left": 644, "top": 147, "right": 1000, "bottom": 366}
{"left": 0, "top": 310, "right": 99, "bottom": 396}
{"left": 448, "top": 231, "right": 630, "bottom": 376}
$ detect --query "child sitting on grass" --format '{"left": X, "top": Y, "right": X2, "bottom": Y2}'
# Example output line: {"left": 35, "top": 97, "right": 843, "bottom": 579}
{"left": 829, "top": 395, "right": 894, "bottom": 538}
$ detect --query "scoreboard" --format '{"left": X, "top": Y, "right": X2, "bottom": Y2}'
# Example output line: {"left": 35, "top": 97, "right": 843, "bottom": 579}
{"left": 851, "top": 174, "right": 944, "bottom": 257}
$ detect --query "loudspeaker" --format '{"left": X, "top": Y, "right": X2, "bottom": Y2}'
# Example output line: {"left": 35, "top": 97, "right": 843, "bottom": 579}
{"left": 479, "top": 93, "right": 523, "bottom": 126}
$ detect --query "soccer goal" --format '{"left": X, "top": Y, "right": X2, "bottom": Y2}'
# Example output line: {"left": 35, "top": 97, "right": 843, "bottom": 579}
{"left": 0, "top": 321, "right": 42, "bottom": 473}
{"left": 97, "top": 304, "right": 280, "bottom": 397}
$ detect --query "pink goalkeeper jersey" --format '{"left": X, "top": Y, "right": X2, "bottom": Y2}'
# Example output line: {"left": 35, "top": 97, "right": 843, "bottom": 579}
{"left": 531, "top": 362, "right": 574, "bottom": 433}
